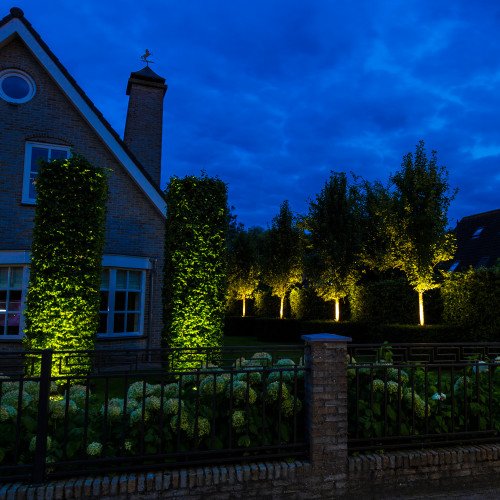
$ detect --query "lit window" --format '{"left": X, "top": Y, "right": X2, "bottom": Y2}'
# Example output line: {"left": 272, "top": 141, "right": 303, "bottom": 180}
{"left": 0, "top": 69, "right": 36, "bottom": 104}
{"left": 471, "top": 227, "right": 484, "bottom": 239}
{"left": 0, "top": 266, "right": 28, "bottom": 337}
{"left": 98, "top": 269, "right": 145, "bottom": 337}
{"left": 22, "top": 142, "right": 70, "bottom": 204}
{"left": 448, "top": 261, "right": 460, "bottom": 272}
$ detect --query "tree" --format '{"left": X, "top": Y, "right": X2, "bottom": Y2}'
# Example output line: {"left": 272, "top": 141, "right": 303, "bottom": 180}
{"left": 227, "top": 225, "right": 260, "bottom": 317}
{"left": 24, "top": 155, "right": 107, "bottom": 371}
{"left": 387, "top": 140, "right": 456, "bottom": 326}
{"left": 261, "top": 201, "right": 303, "bottom": 319}
{"left": 305, "top": 172, "right": 364, "bottom": 321}
{"left": 163, "top": 174, "right": 229, "bottom": 362}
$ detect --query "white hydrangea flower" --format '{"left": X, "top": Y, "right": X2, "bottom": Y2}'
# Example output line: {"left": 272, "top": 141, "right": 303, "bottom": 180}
{"left": 1, "top": 381, "right": 20, "bottom": 394}
{"left": 145, "top": 396, "right": 161, "bottom": 412}
{"left": 129, "top": 408, "right": 149, "bottom": 424}
{"left": 267, "top": 370, "right": 295, "bottom": 384}
{"left": 187, "top": 416, "right": 210, "bottom": 438}
{"left": 372, "top": 379, "right": 385, "bottom": 393}
{"left": 250, "top": 352, "right": 273, "bottom": 366}
{"left": 163, "top": 383, "right": 180, "bottom": 399}
{"left": 49, "top": 399, "right": 77, "bottom": 419}
{"left": 275, "top": 358, "right": 295, "bottom": 367}
{"left": 386, "top": 381, "right": 401, "bottom": 396}
{"left": 235, "top": 371, "right": 262, "bottom": 385}
{"left": 170, "top": 412, "right": 190, "bottom": 432}
{"left": 0, "top": 405, "right": 17, "bottom": 421}
{"left": 200, "top": 375, "right": 228, "bottom": 396}
{"left": 124, "top": 440, "right": 133, "bottom": 451}
{"left": 387, "top": 368, "right": 409, "bottom": 385}
{"left": 101, "top": 399, "right": 124, "bottom": 420}
{"left": 233, "top": 357, "right": 246, "bottom": 369}
{"left": 127, "top": 381, "right": 149, "bottom": 401}
{"left": 281, "top": 396, "right": 302, "bottom": 417}
{"left": 232, "top": 410, "right": 246, "bottom": 429}
{"left": 265, "top": 381, "right": 289, "bottom": 402}
{"left": 431, "top": 392, "right": 446, "bottom": 401}
{"left": 23, "top": 381, "right": 40, "bottom": 397}
{"left": 163, "top": 397, "right": 183, "bottom": 415}
{"left": 86, "top": 442, "right": 103, "bottom": 456}
{"left": 229, "top": 381, "right": 257, "bottom": 404}
{"left": 0, "top": 391, "right": 22, "bottom": 408}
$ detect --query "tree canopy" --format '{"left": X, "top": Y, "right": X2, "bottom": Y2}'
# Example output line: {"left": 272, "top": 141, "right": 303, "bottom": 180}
{"left": 261, "top": 201, "right": 303, "bottom": 319}
{"left": 386, "top": 140, "right": 456, "bottom": 325}
{"left": 305, "top": 172, "right": 365, "bottom": 321}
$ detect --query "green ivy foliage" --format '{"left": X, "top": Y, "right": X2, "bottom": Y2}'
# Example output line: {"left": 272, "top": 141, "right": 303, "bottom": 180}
{"left": 163, "top": 174, "right": 229, "bottom": 362}
{"left": 23, "top": 155, "right": 108, "bottom": 363}
{"left": 441, "top": 266, "right": 500, "bottom": 339}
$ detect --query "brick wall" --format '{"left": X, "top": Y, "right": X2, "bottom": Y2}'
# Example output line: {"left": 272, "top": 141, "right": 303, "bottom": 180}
{"left": 0, "top": 37, "right": 164, "bottom": 348}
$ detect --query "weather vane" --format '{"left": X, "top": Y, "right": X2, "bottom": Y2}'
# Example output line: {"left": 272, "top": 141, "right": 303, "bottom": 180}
{"left": 140, "top": 49, "right": 154, "bottom": 66}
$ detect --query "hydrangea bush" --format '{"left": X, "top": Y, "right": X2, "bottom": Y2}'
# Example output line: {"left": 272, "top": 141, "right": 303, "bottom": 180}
{"left": 0, "top": 352, "right": 305, "bottom": 469}
{"left": 347, "top": 348, "right": 500, "bottom": 441}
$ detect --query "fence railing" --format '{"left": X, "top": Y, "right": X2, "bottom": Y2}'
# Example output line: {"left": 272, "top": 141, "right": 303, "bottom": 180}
{"left": 0, "top": 346, "right": 306, "bottom": 483}
{"left": 347, "top": 343, "right": 500, "bottom": 451}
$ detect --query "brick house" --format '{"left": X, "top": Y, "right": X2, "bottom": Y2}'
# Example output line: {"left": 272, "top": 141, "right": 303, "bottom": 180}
{"left": 448, "top": 209, "right": 500, "bottom": 272}
{"left": 0, "top": 7, "right": 167, "bottom": 351}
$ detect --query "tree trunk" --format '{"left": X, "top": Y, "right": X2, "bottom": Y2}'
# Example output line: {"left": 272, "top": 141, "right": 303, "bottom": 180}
{"left": 335, "top": 298, "right": 340, "bottom": 322}
{"left": 418, "top": 291, "right": 425, "bottom": 326}
{"left": 280, "top": 295, "right": 285, "bottom": 319}
{"left": 242, "top": 296, "right": 246, "bottom": 317}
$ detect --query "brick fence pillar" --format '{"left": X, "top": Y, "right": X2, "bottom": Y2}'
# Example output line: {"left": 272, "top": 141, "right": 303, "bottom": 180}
{"left": 302, "top": 333, "right": 352, "bottom": 493}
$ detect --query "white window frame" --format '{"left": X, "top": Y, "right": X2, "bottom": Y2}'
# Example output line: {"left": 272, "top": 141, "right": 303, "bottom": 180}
{"left": 97, "top": 268, "right": 147, "bottom": 338}
{"left": 0, "top": 69, "right": 36, "bottom": 104}
{"left": 0, "top": 266, "right": 29, "bottom": 340}
{"left": 22, "top": 142, "right": 71, "bottom": 204}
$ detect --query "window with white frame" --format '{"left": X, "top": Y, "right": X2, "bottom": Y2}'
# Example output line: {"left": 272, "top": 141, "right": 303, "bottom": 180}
{"left": 0, "top": 266, "right": 28, "bottom": 337}
{"left": 98, "top": 269, "right": 145, "bottom": 336}
{"left": 22, "top": 142, "right": 70, "bottom": 204}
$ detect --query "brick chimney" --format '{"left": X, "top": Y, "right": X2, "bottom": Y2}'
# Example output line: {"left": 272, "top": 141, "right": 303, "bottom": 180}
{"left": 124, "top": 66, "right": 167, "bottom": 186}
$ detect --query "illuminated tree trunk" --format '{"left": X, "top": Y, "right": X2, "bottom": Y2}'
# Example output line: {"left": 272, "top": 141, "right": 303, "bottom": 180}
{"left": 280, "top": 296, "right": 285, "bottom": 319}
{"left": 242, "top": 296, "right": 246, "bottom": 317}
{"left": 335, "top": 298, "right": 340, "bottom": 322}
{"left": 418, "top": 291, "right": 425, "bottom": 326}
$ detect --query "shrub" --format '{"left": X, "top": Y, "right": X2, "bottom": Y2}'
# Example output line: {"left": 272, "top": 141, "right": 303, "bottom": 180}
{"left": 163, "top": 174, "right": 229, "bottom": 366}
{"left": 23, "top": 155, "right": 107, "bottom": 367}
{"left": 441, "top": 267, "right": 500, "bottom": 339}
{"left": 349, "top": 278, "right": 416, "bottom": 324}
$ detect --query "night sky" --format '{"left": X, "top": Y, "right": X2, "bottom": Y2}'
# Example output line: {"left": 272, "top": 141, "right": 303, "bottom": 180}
{"left": 12, "top": 1, "right": 500, "bottom": 228}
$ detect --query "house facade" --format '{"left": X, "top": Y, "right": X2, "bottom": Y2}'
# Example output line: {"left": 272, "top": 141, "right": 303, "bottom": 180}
{"left": 0, "top": 7, "right": 166, "bottom": 351}
{"left": 448, "top": 209, "right": 500, "bottom": 272}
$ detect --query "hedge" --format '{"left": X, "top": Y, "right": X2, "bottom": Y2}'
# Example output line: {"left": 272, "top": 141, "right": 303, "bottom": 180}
{"left": 23, "top": 154, "right": 107, "bottom": 362}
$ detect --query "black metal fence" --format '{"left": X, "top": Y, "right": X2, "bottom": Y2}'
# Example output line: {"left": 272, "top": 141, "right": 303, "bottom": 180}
{"left": 347, "top": 343, "right": 500, "bottom": 451}
{"left": 0, "top": 346, "right": 306, "bottom": 483}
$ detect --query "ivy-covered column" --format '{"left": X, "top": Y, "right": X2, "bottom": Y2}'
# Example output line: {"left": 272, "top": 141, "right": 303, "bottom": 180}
{"left": 302, "top": 333, "right": 351, "bottom": 493}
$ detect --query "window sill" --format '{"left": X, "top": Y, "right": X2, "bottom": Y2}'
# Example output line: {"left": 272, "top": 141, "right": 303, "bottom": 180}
{"left": 96, "top": 334, "right": 146, "bottom": 341}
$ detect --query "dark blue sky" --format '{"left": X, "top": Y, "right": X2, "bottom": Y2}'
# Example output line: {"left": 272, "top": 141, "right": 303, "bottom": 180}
{"left": 14, "top": 0, "right": 500, "bottom": 228}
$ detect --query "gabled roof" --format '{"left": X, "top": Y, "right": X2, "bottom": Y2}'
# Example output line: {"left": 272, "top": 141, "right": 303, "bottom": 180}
{"left": 0, "top": 7, "right": 166, "bottom": 216}
{"left": 450, "top": 209, "right": 500, "bottom": 271}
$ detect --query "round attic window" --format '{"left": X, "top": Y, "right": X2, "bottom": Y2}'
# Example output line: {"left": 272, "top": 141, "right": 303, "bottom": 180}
{"left": 0, "top": 69, "right": 36, "bottom": 103}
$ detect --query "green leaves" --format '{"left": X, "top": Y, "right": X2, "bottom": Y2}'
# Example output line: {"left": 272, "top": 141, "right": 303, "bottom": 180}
{"left": 24, "top": 155, "right": 108, "bottom": 366}
{"left": 163, "top": 174, "right": 229, "bottom": 361}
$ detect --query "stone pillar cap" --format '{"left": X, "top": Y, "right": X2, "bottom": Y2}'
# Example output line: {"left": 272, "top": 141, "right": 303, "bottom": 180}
{"left": 301, "top": 333, "right": 352, "bottom": 342}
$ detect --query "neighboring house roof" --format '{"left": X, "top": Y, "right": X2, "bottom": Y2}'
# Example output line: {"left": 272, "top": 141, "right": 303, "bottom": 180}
{"left": 449, "top": 209, "right": 500, "bottom": 271}
{"left": 0, "top": 7, "right": 166, "bottom": 216}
